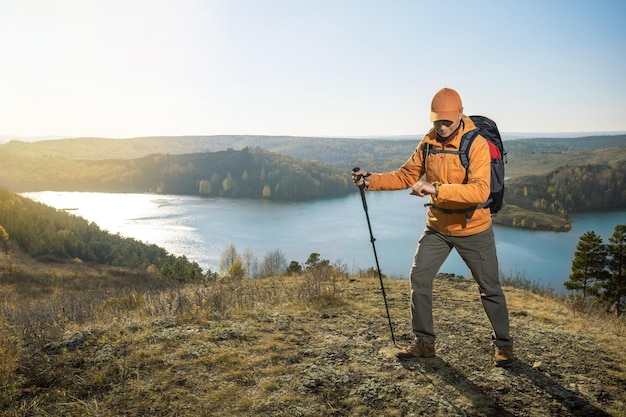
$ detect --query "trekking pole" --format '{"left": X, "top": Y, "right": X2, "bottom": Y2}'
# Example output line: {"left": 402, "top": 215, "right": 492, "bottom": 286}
{"left": 352, "top": 167, "right": 398, "bottom": 348}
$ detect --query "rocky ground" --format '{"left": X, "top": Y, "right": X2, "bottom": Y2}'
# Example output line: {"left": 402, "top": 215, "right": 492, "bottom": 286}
{"left": 238, "top": 275, "right": 625, "bottom": 417}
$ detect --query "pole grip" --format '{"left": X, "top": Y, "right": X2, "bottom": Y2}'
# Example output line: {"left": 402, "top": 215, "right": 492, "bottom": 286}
{"left": 352, "top": 167, "right": 366, "bottom": 190}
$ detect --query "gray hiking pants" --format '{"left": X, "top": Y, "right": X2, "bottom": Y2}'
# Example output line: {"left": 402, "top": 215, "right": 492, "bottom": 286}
{"left": 409, "top": 225, "right": 512, "bottom": 347}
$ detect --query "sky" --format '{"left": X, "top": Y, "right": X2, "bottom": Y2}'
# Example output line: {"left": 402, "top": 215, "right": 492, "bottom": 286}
{"left": 1, "top": 0, "right": 625, "bottom": 139}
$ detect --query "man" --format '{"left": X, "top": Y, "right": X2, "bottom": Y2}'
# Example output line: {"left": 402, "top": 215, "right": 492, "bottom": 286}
{"left": 352, "top": 87, "right": 514, "bottom": 367}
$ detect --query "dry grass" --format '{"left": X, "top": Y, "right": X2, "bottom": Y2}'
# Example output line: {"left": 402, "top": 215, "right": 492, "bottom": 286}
{"left": 1, "top": 251, "right": 625, "bottom": 417}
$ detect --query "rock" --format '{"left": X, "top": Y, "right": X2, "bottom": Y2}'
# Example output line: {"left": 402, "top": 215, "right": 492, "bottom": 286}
{"left": 43, "top": 331, "right": 89, "bottom": 354}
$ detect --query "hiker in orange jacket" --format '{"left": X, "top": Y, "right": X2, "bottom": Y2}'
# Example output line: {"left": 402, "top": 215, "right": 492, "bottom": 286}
{"left": 352, "top": 87, "right": 514, "bottom": 367}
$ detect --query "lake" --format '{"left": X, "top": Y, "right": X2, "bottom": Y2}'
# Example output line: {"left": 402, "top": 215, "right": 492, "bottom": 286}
{"left": 21, "top": 191, "right": 625, "bottom": 294}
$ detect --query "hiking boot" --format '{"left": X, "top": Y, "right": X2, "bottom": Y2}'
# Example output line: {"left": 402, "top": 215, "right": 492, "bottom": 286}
{"left": 494, "top": 344, "right": 515, "bottom": 367}
{"left": 396, "top": 338, "right": 435, "bottom": 360}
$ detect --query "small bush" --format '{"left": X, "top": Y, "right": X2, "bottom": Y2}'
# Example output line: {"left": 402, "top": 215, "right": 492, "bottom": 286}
{"left": 297, "top": 270, "right": 346, "bottom": 308}
{"left": 500, "top": 270, "right": 554, "bottom": 296}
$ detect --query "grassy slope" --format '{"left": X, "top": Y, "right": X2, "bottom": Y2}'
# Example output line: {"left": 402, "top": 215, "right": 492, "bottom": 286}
{"left": 1, "top": 251, "right": 624, "bottom": 417}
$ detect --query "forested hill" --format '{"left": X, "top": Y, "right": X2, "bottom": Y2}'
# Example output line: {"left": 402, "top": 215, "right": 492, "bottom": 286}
{"left": 504, "top": 134, "right": 626, "bottom": 152}
{"left": 0, "top": 186, "right": 208, "bottom": 280}
{"left": 497, "top": 160, "right": 626, "bottom": 231}
{"left": 0, "top": 147, "right": 352, "bottom": 201}
{"left": 0, "top": 134, "right": 420, "bottom": 166}
{"left": 3, "top": 133, "right": 625, "bottom": 175}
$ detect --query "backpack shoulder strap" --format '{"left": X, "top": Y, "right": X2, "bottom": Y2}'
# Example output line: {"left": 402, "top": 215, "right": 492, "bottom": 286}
{"left": 458, "top": 129, "right": 479, "bottom": 169}
{"left": 422, "top": 128, "right": 480, "bottom": 169}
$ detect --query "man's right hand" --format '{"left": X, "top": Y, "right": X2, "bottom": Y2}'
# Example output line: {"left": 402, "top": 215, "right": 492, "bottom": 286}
{"left": 351, "top": 168, "right": 370, "bottom": 188}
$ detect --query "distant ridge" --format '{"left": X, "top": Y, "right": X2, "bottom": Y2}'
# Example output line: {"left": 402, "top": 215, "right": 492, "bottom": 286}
{"left": 0, "top": 135, "right": 74, "bottom": 143}
{"left": 3, "top": 131, "right": 626, "bottom": 144}
{"left": 501, "top": 131, "right": 626, "bottom": 140}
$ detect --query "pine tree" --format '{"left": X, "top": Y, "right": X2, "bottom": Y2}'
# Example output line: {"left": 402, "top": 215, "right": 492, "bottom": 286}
{"left": 286, "top": 261, "right": 303, "bottom": 275}
{"left": 604, "top": 225, "right": 626, "bottom": 315}
{"left": 565, "top": 231, "right": 609, "bottom": 297}
{"left": 305, "top": 253, "right": 322, "bottom": 270}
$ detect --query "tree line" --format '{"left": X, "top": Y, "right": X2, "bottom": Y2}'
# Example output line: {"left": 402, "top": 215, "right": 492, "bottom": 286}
{"left": 565, "top": 224, "right": 626, "bottom": 315}
{"left": 216, "top": 243, "right": 349, "bottom": 282}
{"left": 0, "top": 147, "right": 353, "bottom": 201}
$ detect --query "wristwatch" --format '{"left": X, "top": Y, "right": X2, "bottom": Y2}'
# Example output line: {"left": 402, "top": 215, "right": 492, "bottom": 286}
{"left": 433, "top": 181, "right": 441, "bottom": 197}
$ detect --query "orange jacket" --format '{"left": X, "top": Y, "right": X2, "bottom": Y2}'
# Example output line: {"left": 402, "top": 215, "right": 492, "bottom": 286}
{"left": 367, "top": 115, "right": 492, "bottom": 236}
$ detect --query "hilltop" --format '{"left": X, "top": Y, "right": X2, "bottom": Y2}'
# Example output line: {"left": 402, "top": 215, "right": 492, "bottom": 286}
{"left": 1, "top": 251, "right": 624, "bottom": 416}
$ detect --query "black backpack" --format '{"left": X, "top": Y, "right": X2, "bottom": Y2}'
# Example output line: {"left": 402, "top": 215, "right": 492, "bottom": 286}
{"left": 422, "top": 115, "right": 506, "bottom": 215}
